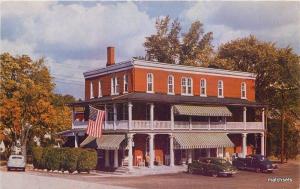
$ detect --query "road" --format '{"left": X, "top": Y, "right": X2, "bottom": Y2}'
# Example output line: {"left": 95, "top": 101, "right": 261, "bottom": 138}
{"left": 1, "top": 160, "right": 299, "bottom": 189}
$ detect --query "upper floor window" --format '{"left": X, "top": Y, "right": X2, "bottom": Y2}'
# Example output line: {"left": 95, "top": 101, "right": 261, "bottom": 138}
{"left": 200, "top": 78, "right": 207, "bottom": 97}
{"left": 217, "top": 80, "right": 224, "bottom": 98}
{"left": 241, "top": 82, "right": 247, "bottom": 99}
{"left": 90, "top": 81, "right": 94, "bottom": 99}
{"left": 181, "top": 77, "right": 193, "bottom": 95}
{"left": 123, "top": 74, "right": 128, "bottom": 93}
{"left": 98, "top": 80, "right": 102, "bottom": 97}
{"left": 168, "top": 75, "right": 174, "bottom": 94}
{"left": 147, "top": 73, "right": 154, "bottom": 93}
{"left": 111, "top": 76, "right": 119, "bottom": 95}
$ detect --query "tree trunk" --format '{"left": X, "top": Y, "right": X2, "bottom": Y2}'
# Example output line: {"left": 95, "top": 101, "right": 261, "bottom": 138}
{"left": 21, "top": 142, "right": 27, "bottom": 163}
{"left": 280, "top": 112, "right": 284, "bottom": 164}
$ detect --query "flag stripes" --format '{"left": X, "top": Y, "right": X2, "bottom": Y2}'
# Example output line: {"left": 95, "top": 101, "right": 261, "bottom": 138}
{"left": 86, "top": 106, "right": 105, "bottom": 138}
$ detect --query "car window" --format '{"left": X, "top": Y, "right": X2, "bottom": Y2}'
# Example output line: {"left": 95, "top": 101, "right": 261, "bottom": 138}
{"left": 12, "top": 156, "right": 23, "bottom": 159}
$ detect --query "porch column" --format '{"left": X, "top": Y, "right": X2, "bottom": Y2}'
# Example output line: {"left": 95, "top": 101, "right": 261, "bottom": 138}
{"left": 127, "top": 134, "right": 133, "bottom": 170}
{"left": 71, "top": 107, "right": 75, "bottom": 125}
{"left": 149, "top": 133, "right": 155, "bottom": 168}
{"left": 189, "top": 117, "right": 192, "bottom": 130}
{"left": 128, "top": 102, "right": 133, "bottom": 130}
{"left": 170, "top": 106, "right": 174, "bottom": 130}
{"left": 74, "top": 133, "right": 78, "bottom": 148}
{"left": 113, "top": 104, "right": 117, "bottom": 130}
{"left": 208, "top": 117, "right": 211, "bottom": 130}
{"left": 243, "top": 107, "right": 247, "bottom": 130}
{"left": 242, "top": 133, "right": 247, "bottom": 158}
{"left": 188, "top": 150, "right": 192, "bottom": 163}
{"left": 105, "top": 150, "right": 110, "bottom": 167}
{"left": 262, "top": 108, "right": 265, "bottom": 130}
{"left": 206, "top": 149, "right": 211, "bottom": 157}
{"left": 150, "top": 103, "right": 154, "bottom": 130}
{"left": 260, "top": 132, "right": 265, "bottom": 156}
{"left": 104, "top": 104, "right": 108, "bottom": 129}
{"left": 114, "top": 149, "right": 119, "bottom": 168}
{"left": 169, "top": 134, "right": 175, "bottom": 166}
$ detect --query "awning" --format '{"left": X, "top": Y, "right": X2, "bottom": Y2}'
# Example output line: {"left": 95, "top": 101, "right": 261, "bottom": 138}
{"left": 80, "top": 135, "right": 126, "bottom": 150}
{"left": 173, "top": 133, "right": 234, "bottom": 149}
{"left": 174, "top": 105, "right": 232, "bottom": 117}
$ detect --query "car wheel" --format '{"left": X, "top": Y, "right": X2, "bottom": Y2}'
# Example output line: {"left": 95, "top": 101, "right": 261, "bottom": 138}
{"left": 211, "top": 172, "right": 218, "bottom": 177}
{"left": 7, "top": 167, "right": 10, "bottom": 171}
{"left": 188, "top": 167, "right": 194, "bottom": 174}
{"left": 255, "top": 168, "right": 261, "bottom": 173}
{"left": 22, "top": 168, "right": 26, "bottom": 172}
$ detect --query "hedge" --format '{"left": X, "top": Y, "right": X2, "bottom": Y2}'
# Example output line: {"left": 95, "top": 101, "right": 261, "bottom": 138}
{"left": 32, "top": 147, "right": 97, "bottom": 173}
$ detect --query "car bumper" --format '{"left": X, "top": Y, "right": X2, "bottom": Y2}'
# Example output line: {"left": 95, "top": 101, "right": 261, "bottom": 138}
{"left": 219, "top": 171, "right": 237, "bottom": 175}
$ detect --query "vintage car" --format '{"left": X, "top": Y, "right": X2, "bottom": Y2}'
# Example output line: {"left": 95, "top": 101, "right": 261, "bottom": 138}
{"left": 232, "top": 154, "right": 275, "bottom": 173}
{"left": 187, "top": 158, "right": 237, "bottom": 177}
{"left": 7, "top": 155, "right": 26, "bottom": 171}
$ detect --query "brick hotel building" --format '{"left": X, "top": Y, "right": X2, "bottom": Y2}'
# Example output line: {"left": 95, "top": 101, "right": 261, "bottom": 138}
{"left": 60, "top": 47, "right": 266, "bottom": 170}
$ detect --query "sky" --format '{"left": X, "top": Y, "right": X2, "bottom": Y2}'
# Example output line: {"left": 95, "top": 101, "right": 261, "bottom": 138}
{"left": 1, "top": 1, "right": 299, "bottom": 99}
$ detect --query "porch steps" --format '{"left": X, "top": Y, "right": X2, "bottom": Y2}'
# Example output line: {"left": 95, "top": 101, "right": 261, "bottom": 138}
{"left": 114, "top": 166, "right": 130, "bottom": 174}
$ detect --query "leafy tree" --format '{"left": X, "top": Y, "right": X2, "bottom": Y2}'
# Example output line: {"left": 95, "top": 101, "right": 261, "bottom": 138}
{"left": 216, "top": 36, "right": 300, "bottom": 161}
{"left": 144, "top": 16, "right": 214, "bottom": 66}
{"left": 0, "top": 53, "right": 74, "bottom": 160}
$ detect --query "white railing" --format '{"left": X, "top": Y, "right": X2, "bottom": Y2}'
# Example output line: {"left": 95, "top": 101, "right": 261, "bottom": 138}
{"left": 104, "top": 121, "right": 114, "bottom": 130}
{"left": 72, "top": 121, "right": 88, "bottom": 128}
{"left": 246, "top": 122, "right": 264, "bottom": 130}
{"left": 116, "top": 120, "right": 129, "bottom": 130}
{"left": 174, "top": 121, "right": 190, "bottom": 129}
{"left": 154, "top": 121, "right": 171, "bottom": 129}
{"left": 210, "top": 122, "right": 226, "bottom": 129}
{"left": 192, "top": 122, "right": 209, "bottom": 129}
{"left": 132, "top": 120, "right": 151, "bottom": 129}
{"left": 226, "top": 122, "right": 244, "bottom": 130}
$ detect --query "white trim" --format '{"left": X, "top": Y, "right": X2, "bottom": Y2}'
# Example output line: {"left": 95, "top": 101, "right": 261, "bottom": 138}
{"left": 241, "top": 82, "right": 247, "bottom": 99}
{"left": 90, "top": 81, "right": 94, "bottom": 99}
{"left": 217, "top": 80, "right": 224, "bottom": 98}
{"left": 111, "top": 76, "right": 119, "bottom": 95}
{"left": 167, "top": 75, "right": 175, "bottom": 95}
{"left": 123, "top": 74, "right": 128, "bottom": 94}
{"left": 200, "top": 78, "right": 207, "bottom": 97}
{"left": 98, "top": 80, "right": 102, "bottom": 97}
{"left": 181, "top": 77, "right": 193, "bottom": 96}
{"left": 147, "top": 73, "right": 154, "bottom": 93}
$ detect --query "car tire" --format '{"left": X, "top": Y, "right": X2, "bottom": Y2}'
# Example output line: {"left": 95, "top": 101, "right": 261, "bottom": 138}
{"left": 7, "top": 167, "right": 10, "bottom": 171}
{"left": 255, "top": 168, "right": 261, "bottom": 173}
{"left": 22, "top": 168, "right": 25, "bottom": 172}
{"left": 188, "top": 167, "right": 194, "bottom": 174}
{"left": 211, "top": 172, "right": 218, "bottom": 177}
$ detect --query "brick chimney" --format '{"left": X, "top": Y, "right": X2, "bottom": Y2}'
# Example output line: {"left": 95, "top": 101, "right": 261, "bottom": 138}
{"left": 106, "top": 47, "right": 115, "bottom": 66}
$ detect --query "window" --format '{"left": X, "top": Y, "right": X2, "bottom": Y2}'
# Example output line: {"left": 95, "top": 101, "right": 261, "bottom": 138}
{"left": 241, "top": 82, "right": 247, "bottom": 99}
{"left": 123, "top": 74, "right": 128, "bottom": 93}
{"left": 181, "top": 77, "right": 193, "bottom": 95}
{"left": 168, "top": 75, "right": 174, "bottom": 94}
{"left": 98, "top": 80, "right": 102, "bottom": 97}
{"left": 90, "top": 81, "right": 94, "bottom": 99}
{"left": 111, "top": 77, "right": 119, "bottom": 95}
{"left": 217, "top": 80, "right": 223, "bottom": 98}
{"left": 200, "top": 79, "right": 206, "bottom": 96}
{"left": 147, "top": 73, "right": 154, "bottom": 93}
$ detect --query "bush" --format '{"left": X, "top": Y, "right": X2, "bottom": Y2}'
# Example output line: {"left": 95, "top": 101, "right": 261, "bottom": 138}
{"left": 44, "top": 148, "right": 62, "bottom": 171}
{"left": 62, "top": 148, "right": 81, "bottom": 173}
{"left": 32, "top": 147, "right": 43, "bottom": 169}
{"left": 77, "top": 149, "right": 97, "bottom": 173}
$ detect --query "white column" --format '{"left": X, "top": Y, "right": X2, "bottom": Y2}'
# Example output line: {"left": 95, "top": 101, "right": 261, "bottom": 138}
{"left": 150, "top": 103, "right": 154, "bottom": 130}
{"left": 71, "top": 107, "right": 75, "bottom": 127}
{"left": 262, "top": 108, "right": 265, "bottom": 130}
{"left": 128, "top": 102, "right": 133, "bottom": 130}
{"left": 74, "top": 133, "right": 78, "bottom": 148}
{"left": 224, "top": 117, "right": 227, "bottom": 130}
{"left": 113, "top": 104, "right": 117, "bottom": 130}
{"left": 127, "top": 134, "right": 133, "bottom": 170}
{"left": 188, "top": 149, "right": 192, "bottom": 163}
{"left": 189, "top": 117, "right": 192, "bottom": 130}
{"left": 170, "top": 106, "right": 174, "bottom": 130}
{"left": 242, "top": 133, "right": 247, "bottom": 158}
{"left": 114, "top": 149, "right": 118, "bottom": 168}
{"left": 149, "top": 133, "right": 155, "bottom": 168}
{"left": 261, "top": 132, "right": 265, "bottom": 156}
{"left": 217, "top": 147, "right": 224, "bottom": 158}
{"left": 169, "top": 134, "right": 174, "bottom": 166}
{"left": 208, "top": 117, "right": 211, "bottom": 130}
{"left": 243, "top": 107, "right": 247, "bottom": 130}
{"left": 105, "top": 150, "right": 110, "bottom": 167}
{"left": 104, "top": 104, "right": 108, "bottom": 129}
{"left": 206, "top": 149, "right": 211, "bottom": 157}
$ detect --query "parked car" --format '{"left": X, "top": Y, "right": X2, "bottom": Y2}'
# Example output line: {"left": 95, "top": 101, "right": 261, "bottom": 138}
{"left": 188, "top": 158, "right": 237, "bottom": 177}
{"left": 232, "top": 154, "right": 275, "bottom": 173}
{"left": 7, "top": 155, "right": 26, "bottom": 171}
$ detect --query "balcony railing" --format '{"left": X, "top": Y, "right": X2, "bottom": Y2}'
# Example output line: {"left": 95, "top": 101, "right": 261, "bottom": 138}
{"left": 73, "top": 120, "right": 264, "bottom": 130}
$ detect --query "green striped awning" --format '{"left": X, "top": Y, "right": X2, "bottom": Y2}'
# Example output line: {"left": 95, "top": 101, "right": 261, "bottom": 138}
{"left": 174, "top": 105, "right": 232, "bottom": 117}
{"left": 173, "top": 133, "right": 234, "bottom": 149}
{"left": 80, "top": 135, "right": 126, "bottom": 150}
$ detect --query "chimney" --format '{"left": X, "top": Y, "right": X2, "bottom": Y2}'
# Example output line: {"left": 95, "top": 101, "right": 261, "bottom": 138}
{"left": 106, "top": 47, "right": 115, "bottom": 66}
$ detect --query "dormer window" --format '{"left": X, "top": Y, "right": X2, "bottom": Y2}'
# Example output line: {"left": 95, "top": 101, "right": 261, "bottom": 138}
{"left": 124, "top": 74, "right": 128, "bottom": 93}
{"left": 217, "top": 80, "right": 224, "bottom": 98}
{"left": 111, "top": 76, "right": 119, "bottom": 95}
{"left": 200, "top": 78, "right": 207, "bottom": 97}
{"left": 98, "top": 80, "right": 102, "bottom": 97}
{"left": 168, "top": 75, "right": 174, "bottom": 95}
{"left": 90, "top": 81, "right": 94, "bottom": 99}
{"left": 241, "top": 82, "right": 247, "bottom": 99}
{"left": 147, "top": 73, "right": 154, "bottom": 93}
{"left": 181, "top": 77, "right": 193, "bottom": 96}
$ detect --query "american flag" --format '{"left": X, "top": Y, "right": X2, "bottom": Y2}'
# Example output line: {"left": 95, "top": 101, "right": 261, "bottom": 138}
{"left": 86, "top": 106, "right": 105, "bottom": 138}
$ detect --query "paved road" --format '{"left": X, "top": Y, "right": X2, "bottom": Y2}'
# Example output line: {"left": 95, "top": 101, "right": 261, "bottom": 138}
{"left": 1, "top": 160, "right": 299, "bottom": 189}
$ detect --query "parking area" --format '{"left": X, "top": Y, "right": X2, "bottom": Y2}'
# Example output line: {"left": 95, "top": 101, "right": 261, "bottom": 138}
{"left": 1, "top": 160, "right": 299, "bottom": 189}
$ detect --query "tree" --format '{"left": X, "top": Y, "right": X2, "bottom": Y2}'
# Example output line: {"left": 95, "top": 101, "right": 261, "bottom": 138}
{"left": 216, "top": 36, "right": 300, "bottom": 161}
{"left": 144, "top": 16, "right": 214, "bottom": 66}
{"left": 0, "top": 53, "right": 74, "bottom": 161}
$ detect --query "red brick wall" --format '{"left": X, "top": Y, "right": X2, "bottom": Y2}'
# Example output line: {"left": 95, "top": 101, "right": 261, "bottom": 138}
{"left": 133, "top": 67, "right": 256, "bottom": 101}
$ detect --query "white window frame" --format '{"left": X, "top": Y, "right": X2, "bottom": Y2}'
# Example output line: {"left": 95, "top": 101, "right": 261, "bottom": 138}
{"left": 200, "top": 78, "right": 207, "bottom": 97}
{"left": 123, "top": 74, "right": 128, "bottom": 94}
{"left": 217, "top": 80, "right": 224, "bottom": 98}
{"left": 90, "top": 81, "right": 94, "bottom": 99}
{"left": 167, "top": 75, "right": 174, "bottom": 95}
{"left": 98, "top": 80, "right": 102, "bottom": 97}
{"left": 241, "top": 82, "right": 247, "bottom": 99}
{"left": 147, "top": 73, "right": 154, "bottom": 93}
{"left": 181, "top": 77, "right": 193, "bottom": 96}
{"left": 111, "top": 76, "right": 119, "bottom": 95}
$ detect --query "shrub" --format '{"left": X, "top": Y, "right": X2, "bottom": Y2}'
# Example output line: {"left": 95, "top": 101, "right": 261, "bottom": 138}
{"left": 62, "top": 148, "right": 81, "bottom": 173}
{"left": 44, "top": 148, "right": 62, "bottom": 171}
{"left": 32, "top": 147, "right": 43, "bottom": 169}
{"left": 77, "top": 149, "right": 97, "bottom": 173}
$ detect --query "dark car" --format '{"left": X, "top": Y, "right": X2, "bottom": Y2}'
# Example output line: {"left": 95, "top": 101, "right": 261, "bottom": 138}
{"left": 188, "top": 158, "right": 237, "bottom": 177}
{"left": 232, "top": 154, "right": 275, "bottom": 173}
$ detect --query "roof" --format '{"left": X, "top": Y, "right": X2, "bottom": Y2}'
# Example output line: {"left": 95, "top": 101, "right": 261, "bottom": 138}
{"left": 69, "top": 92, "right": 266, "bottom": 107}
{"left": 173, "top": 133, "right": 234, "bottom": 149}
{"left": 174, "top": 105, "right": 232, "bottom": 117}
{"left": 80, "top": 134, "right": 126, "bottom": 150}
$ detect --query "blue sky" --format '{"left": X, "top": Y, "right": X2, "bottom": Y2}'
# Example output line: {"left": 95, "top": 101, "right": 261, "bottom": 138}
{"left": 1, "top": 1, "right": 299, "bottom": 99}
